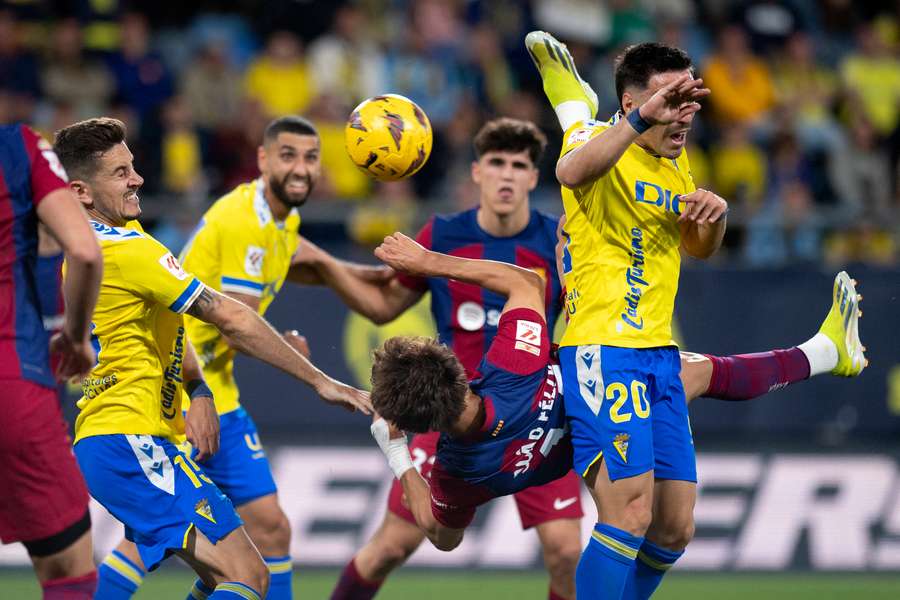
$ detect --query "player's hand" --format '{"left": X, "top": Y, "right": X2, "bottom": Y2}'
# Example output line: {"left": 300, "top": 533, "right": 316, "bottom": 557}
{"left": 184, "top": 395, "right": 220, "bottom": 462}
{"left": 50, "top": 329, "right": 95, "bottom": 382}
{"left": 283, "top": 329, "right": 311, "bottom": 358}
{"left": 636, "top": 73, "right": 710, "bottom": 127}
{"left": 316, "top": 377, "right": 373, "bottom": 414}
{"left": 677, "top": 189, "right": 728, "bottom": 225}
{"left": 374, "top": 232, "right": 429, "bottom": 276}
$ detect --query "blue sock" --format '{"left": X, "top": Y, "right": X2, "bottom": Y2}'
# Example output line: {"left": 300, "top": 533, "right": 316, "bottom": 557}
{"left": 95, "top": 550, "right": 145, "bottom": 599}
{"left": 576, "top": 523, "right": 643, "bottom": 600}
{"left": 209, "top": 581, "right": 262, "bottom": 599}
{"left": 186, "top": 578, "right": 216, "bottom": 600}
{"left": 622, "top": 539, "right": 683, "bottom": 600}
{"left": 264, "top": 555, "right": 293, "bottom": 599}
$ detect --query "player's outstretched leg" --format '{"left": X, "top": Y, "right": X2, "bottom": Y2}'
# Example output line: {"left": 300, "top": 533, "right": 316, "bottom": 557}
{"left": 524, "top": 31, "right": 598, "bottom": 131}
{"left": 685, "top": 271, "right": 866, "bottom": 402}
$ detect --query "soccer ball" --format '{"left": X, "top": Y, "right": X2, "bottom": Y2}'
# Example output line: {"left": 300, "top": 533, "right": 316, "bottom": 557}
{"left": 345, "top": 94, "right": 433, "bottom": 182}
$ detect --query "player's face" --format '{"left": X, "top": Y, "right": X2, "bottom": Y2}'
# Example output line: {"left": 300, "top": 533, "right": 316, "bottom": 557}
{"left": 631, "top": 69, "right": 696, "bottom": 159}
{"left": 80, "top": 142, "right": 144, "bottom": 226}
{"left": 258, "top": 132, "right": 321, "bottom": 209}
{"left": 471, "top": 150, "right": 538, "bottom": 217}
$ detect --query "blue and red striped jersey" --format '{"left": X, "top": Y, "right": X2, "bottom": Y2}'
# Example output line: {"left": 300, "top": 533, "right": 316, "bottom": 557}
{"left": 429, "top": 308, "right": 572, "bottom": 529}
{"left": 398, "top": 208, "right": 563, "bottom": 377}
{"left": 0, "top": 124, "right": 69, "bottom": 387}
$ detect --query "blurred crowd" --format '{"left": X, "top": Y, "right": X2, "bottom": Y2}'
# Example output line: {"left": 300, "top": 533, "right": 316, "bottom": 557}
{"left": 1, "top": 0, "right": 898, "bottom": 267}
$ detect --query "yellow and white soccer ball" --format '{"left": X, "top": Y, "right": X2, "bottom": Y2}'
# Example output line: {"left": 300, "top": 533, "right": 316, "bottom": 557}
{"left": 344, "top": 94, "right": 433, "bottom": 182}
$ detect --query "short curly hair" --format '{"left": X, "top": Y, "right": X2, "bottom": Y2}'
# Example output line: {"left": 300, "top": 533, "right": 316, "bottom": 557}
{"left": 370, "top": 336, "right": 469, "bottom": 433}
{"left": 473, "top": 117, "right": 547, "bottom": 166}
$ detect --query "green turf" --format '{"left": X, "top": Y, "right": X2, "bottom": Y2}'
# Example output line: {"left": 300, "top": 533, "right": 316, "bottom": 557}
{"left": 3, "top": 570, "right": 900, "bottom": 599}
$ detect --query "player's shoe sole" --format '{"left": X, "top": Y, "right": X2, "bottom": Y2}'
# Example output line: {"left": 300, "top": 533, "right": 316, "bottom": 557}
{"left": 818, "top": 271, "right": 866, "bottom": 377}
{"left": 524, "top": 31, "right": 598, "bottom": 119}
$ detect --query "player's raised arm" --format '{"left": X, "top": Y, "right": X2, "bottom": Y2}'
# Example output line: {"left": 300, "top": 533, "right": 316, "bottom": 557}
{"left": 375, "top": 232, "right": 545, "bottom": 318}
{"left": 289, "top": 234, "right": 423, "bottom": 325}
{"left": 556, "top": 73, "right": 708, "bottom": 188}
{"left": 185, "top": 286, "right": 372, "bottom": 414}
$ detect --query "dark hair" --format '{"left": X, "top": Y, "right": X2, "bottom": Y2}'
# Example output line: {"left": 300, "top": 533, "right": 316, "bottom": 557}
{"left": 53, "top": 117, "right": 127, "bottom": 181}
{"left": 263, "top": 115, "right": 318, "bottom": 144}
{"left": 473, "top": 117, "right": 547, "bottom": 165}
{"left": 370, "top": 336, "right": 469, "bottom": 433}
{"left": 614, "top": 43, "right": 693, "bottom": 110}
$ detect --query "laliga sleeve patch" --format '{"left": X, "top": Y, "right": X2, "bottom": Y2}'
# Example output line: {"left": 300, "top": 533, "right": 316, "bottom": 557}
{"left": 515, "top": 320, "right": 542, "bottom": 344}
{"left": 244, "top": 245, "right": 265, "bottom": 277}
{"left": 566, "top": 127, "right": 594, "bottom": 146}
{"left": 159, "top": 252, "right": 189, "bottom": 280}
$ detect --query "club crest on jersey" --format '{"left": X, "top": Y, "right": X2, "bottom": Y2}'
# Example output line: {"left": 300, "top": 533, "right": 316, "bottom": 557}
{"left": 159, "top": 253, "right": 189, "bottom": 280}
{"left": 613, "top": 433, "right": 630, "bottom": 463}
{"left": 194, "top": 498, "right": 216, "bottom": 523}
{"left": 244, "top": 245, "right": 265, "bottom": 277}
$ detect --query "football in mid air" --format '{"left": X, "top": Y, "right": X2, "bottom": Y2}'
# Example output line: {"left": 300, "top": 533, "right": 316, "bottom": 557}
{"left": 344, "top": 94, "right": 433, "bottom": 182}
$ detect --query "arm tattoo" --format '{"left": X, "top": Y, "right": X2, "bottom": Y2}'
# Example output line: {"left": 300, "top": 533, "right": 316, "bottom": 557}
{"left": 186, "top": 286, "right": 219, "bottom": 319}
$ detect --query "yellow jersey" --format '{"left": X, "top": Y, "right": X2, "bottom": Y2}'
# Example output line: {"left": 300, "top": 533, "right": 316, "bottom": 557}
{"left": 180, "top": 179, "right": 301, "bottom": 415}
{"left": 74, "top": 220, "right": 205, "bottom": 443}
{"left": 559, "top": 116, "right": 695, "bottom": 348}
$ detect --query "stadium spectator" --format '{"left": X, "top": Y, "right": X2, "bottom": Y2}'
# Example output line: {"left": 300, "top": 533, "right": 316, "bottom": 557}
{"left": 159, "top": 95, "right": 204, "bottom": 197}
{"left": 307, "top": 3, "right": 387, "bottom": 107}
{"left": 702, "top": 25, "right": 776, "bottom": 129}
{"left": 839, "top": 20, "right": 900, "bottom": 138}
{"left": 0, "top": 10, "right": 42, "bottom": 122}
{"left": 710, "top": 124, "right": 767, "bottom": 213}
{"left": 244, "top": 30, "right": 317, "bottom": 118}
{"left": 180, "top": 40, "right": 243, "bottom": 133}
{"left": 828, "top": 113, "right": 894, "bottom": 221}
{"left": 41, "top": 18, "right": 114, "bottom": 120}
{"left": 106, "top": 13, "right": 174, "bottom": 121}
{"left": 305, "top": 93, "right": 372, "bottom": 200}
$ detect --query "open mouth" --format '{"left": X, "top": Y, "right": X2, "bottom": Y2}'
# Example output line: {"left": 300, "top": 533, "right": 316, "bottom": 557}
{"left": 498, "top": 185, "right": 514, "bottom": 196}
{"left": 670, "top": 131, "right": 687, "bottom": 145}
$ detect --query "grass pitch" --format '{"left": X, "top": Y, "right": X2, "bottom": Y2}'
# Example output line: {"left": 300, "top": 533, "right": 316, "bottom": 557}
{"left": 2, "top": 569, "right": 900, "bottom": 598}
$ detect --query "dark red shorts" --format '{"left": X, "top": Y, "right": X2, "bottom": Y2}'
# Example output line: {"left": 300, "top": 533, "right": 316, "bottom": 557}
{"left": 387, "top": 431, "right": 584, "bottom": 530}
{"left": 0, "top": 379, "right": 90, "bottom": 544}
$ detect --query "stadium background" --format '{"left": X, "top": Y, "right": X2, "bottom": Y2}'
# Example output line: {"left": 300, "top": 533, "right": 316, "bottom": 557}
{"left": 3, "top": 0, "right": 900, "bottom": 597}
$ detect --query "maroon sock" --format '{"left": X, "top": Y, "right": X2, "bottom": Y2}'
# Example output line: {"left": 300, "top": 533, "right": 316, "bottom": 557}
{"left": 548, "top": 588, "right": 570, "bottom": 600}
{"left": 703, "top": 348, "right": 811, "bottom": 401}
{"left": 41, "top": 571, "right": 98, "bottom": 600}
{"left": 331, "top": 559, "right": 383, "bottom": 600}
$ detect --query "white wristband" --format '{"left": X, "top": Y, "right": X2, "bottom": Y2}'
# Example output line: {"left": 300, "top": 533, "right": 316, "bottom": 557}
{"left": 371, "top": 418, "right": 413, "bottom": 479}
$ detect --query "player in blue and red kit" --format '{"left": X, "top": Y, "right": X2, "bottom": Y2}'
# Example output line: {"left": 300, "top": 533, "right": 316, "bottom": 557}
{"left": 0, "top": 124, "right": 103, "bottom": 599}
{"left": 368, "top": 230, "right": 569, "bottom": 550}
{"left": 303, "top": 119, "right": 585, "bottom": 600}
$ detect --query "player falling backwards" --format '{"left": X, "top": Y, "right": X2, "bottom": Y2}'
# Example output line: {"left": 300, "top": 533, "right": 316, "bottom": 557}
{"left": 365, "top": 230, "right": 866, "bottom": 559}
{"left": 294, "top": 118, "right": 865, "bottom": 599}
{"left": 53, "top": 117, "right": 371, "bottom": 600}
{"left": 93, "top": 115, "right": 384, "bottom": 600}
{"left": 524, "top": 32, "right": 866, "bottom": 599}
{"left": 0, "top": 124, "right": 103, "bottom": 599}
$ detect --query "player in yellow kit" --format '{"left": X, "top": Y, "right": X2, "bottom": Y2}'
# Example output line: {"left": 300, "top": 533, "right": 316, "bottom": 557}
{"left": 526, "top": 35, "right": 724, "bottom": 599}
{"left": 96, "top": 116, "right": 380, "bottom": 600}
{"left": 54, "top": 118, "right": 370, "bottom": 600}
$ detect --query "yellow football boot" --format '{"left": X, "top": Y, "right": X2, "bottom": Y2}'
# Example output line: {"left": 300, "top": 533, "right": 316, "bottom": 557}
{"left": 525, "top": 30, "right": 598, "bottom": 120}
{"left": 818, "top": 271, "right": 867, "bottom": 377}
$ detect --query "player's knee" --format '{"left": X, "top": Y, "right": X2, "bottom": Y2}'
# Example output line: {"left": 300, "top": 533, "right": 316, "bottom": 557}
{"left": 653, "top": 516, "right": 695, "bottom": 551}
{"left": 249, "top": 507, "right": 291, "bottom": 554}
{"left": 373, "top": 537, "right": 417, "bottom": 570}
{"left": 542, "top": 537, "right": 581, "bottom": 578}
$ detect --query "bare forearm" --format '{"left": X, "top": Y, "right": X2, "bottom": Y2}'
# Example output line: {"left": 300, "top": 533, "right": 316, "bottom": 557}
{"left": 315, "top": 256, "right": 404, "bottom": 323}
{"left": 182, "top": 340, "right": 205, "bottom": 384}
{"left": 556, "top": 119, "right": 640, "bottom": 188}
{"left": 62, "top": 254, "right": 102, "bottom": 341}
{"left": 681, "top": 218, "right": 726, "bottom": 259}
{"left": 420, "top": 251, "right": 540, "bottom": 300}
